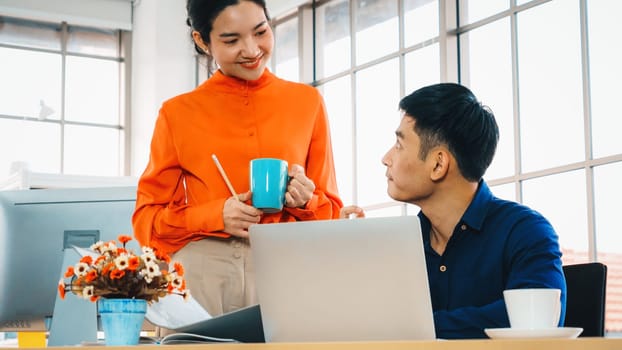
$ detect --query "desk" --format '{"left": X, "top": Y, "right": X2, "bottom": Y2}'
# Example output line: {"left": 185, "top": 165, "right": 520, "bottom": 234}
{"left": 5, "top": 337, "right": 617, "bottom": 350}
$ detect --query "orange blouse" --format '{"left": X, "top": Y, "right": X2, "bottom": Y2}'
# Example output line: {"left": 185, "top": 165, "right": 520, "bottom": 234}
{"left": 132, "top": 69, "right": 343, "bottom": 254}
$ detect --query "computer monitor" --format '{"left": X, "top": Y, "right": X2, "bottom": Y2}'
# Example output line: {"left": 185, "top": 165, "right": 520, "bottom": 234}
{"left": 0, "top": 186, "right": 137, "bottom": 334}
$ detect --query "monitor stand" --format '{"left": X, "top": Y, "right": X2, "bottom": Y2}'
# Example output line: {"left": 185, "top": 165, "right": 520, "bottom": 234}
{"left": 47, "top": 247, "right": 98, "bottom": 346}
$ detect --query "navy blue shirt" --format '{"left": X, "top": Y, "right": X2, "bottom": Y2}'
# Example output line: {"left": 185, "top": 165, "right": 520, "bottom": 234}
{"left": 418, "top": 181, "right": 566, "bottom": 339}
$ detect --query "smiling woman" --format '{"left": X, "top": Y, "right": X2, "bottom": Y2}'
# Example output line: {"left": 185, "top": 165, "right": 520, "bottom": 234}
{"left": 132, "top": 0, "right": 343, "bottom": 330}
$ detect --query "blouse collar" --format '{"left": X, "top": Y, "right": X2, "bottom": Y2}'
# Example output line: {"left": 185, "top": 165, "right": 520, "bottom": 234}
{"left": 202, "top": 68, "right": 275, "bottom": 92}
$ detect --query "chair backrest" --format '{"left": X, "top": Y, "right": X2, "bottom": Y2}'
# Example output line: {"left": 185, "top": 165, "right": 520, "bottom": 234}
{"left": 563, "top": 262, "right": 607, "bottom": 336}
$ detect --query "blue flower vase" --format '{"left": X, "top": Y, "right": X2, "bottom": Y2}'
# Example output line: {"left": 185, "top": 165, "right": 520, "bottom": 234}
{"left": 97, "top": 298, "right": 147, "bottom": 346}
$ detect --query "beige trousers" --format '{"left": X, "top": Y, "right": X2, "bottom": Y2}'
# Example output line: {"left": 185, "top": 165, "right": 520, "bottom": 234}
{"left": 157, "top": 237, "right": 257, "bottom": 335}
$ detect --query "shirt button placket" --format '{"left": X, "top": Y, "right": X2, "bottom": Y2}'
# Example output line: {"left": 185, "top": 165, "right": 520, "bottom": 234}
{"left": 242, "top": 83, "right": 249, "bottom": 105}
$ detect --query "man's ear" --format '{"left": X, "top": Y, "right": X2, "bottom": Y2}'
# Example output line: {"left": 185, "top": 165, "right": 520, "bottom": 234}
{"left": 192, "top": 30, "right": 210, "bottom": 55}
{"left": 430, "top": 149, "right": 450, "bottom": 181}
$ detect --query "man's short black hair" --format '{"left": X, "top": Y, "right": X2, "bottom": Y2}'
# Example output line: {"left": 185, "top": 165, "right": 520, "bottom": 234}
{"left": 399, "top": 83, "right": 499, "bottom": 181}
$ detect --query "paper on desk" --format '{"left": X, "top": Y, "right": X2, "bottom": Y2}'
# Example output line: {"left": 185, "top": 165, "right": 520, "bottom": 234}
{"left": 146, "top": 294, "right": 212, "bottom": 329}
{"left": 72, "top": 245, "right": 98, "bottom": 259}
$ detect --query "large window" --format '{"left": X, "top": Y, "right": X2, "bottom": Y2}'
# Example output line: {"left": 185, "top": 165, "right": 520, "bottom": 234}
{"left": 0, "top": 17, "right": 128, "bottom": 178}
{"left": 307, "top": 0, "right": 440, "bottom": 215}
{"left": 272, "top": 0, "right": 622, "bottom": 335}
{"left": 457, "top": 0, "right": 622, "bottom": 333}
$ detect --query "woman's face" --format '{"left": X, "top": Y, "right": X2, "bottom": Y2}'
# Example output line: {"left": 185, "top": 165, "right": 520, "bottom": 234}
{"left": 206, "top": 1, "right": 274, "bottom": 81}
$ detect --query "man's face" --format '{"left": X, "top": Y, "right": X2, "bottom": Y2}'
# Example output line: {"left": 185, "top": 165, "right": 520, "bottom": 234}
{"left": 381, "top": 115, "right": 436, "bottom": 204}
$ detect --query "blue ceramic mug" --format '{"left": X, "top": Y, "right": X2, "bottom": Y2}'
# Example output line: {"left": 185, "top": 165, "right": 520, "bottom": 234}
{"left": 250, "top": 158, "right": 288, "bottom": 213}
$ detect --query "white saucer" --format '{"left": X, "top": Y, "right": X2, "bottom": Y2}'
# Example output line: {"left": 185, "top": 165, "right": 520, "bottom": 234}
{"left": 484, "top": 327, "right": 583, "bottom": 339}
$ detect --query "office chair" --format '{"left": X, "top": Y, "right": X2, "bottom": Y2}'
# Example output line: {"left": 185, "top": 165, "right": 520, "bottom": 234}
{"left": 563, "top": 262, "right": 607, "bottom": 337}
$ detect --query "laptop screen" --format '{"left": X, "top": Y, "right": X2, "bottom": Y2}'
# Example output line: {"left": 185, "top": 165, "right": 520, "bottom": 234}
{"left": 249, "top": 216, "right": 436, "bottom": 342}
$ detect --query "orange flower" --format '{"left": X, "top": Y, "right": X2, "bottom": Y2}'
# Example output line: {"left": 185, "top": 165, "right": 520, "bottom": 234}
{"left": 58, "top": 281, "right": 66, "bottom": 299}
{"left": 85, "top": 270, "right": 98, "bottom": 282}
{"left": 127, "top": 256, "right": 140, "bottom": 271}
{"left": 110, "top": 269, "right": 125, "bottom": 280}
{"left": 118, "top": 235, "right": 132, "bottom": 244}
{"left": 80, "top": 256, "right": 93, "bottom": 265}
{"left": 64, "top": 266, "right": 75, "bottom": 278}
{"left": 174, "top": 262, "right": 185, "bottom": 276}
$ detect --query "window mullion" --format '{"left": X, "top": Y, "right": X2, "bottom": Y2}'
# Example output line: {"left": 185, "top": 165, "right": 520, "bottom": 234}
{"left": 60, "top": 21, "right": 68, "bottom": 174}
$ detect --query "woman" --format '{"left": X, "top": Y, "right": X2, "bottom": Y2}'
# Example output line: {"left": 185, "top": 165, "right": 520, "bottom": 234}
{"left": 132, "top": 0, "right": 342, "bottom": 318}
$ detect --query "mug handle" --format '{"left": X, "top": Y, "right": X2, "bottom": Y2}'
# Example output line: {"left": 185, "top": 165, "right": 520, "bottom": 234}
{"left": 284, "top": 174, "right": 290, "bottom": 205}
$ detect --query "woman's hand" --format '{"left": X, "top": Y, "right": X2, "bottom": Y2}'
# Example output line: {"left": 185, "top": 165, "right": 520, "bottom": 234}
{"left": 285, "top": 164, "right": 315, "bottom": 208}
{"left": 340, "top": 205, "right": 365, "bottom": 219}
{"left": 222, "top": 191, "right": 262, "bottom": 238}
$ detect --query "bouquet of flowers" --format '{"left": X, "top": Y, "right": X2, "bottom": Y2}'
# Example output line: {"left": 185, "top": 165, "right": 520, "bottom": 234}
{"left": 58, "top": 235, "right": 189, "bottom": 303}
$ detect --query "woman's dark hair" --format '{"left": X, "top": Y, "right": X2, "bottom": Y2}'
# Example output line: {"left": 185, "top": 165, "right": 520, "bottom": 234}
{"left": 398, "top": 83, "right": 499, "bottom": 182}
{"left": 186, "top": 0, "right": 270, "bottom": 55}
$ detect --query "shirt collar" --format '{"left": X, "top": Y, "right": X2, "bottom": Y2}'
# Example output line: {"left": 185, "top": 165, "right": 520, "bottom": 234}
{"left": 459, "top": 180, "right": 494, "bottom": 232}
{"left": 418, "top": 180, "right": 493, "bottom": 237}
{"left": 205, "top": 68, "right": 275, "bottom": 91}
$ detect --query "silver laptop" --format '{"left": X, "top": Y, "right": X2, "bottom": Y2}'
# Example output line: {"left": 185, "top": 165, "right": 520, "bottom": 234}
{"left": 249, "top": 216, "right": 436, "bottom": 342}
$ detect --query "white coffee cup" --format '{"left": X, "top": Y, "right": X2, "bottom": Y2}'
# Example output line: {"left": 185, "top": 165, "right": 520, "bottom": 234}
{"left": 503, "top": 288, "right": 561, "bottom": 329}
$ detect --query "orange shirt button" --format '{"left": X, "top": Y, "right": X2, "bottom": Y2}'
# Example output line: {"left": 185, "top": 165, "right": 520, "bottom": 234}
{"left": 439, "top": 265, "right": 447, "bottom": 272}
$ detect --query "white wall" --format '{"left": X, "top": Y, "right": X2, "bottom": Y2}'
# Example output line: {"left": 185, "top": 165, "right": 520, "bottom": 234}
{"left": 129, "top": 0, "right": 195, "bottom": 176}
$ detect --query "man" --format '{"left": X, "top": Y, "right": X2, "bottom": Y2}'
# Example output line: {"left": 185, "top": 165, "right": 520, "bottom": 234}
{"left": 342, "top": 83, "right": 566, "bottom": 339}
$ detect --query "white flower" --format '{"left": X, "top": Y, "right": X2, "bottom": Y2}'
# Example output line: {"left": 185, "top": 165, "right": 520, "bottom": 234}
{"left": 141, "top": 252, "right": 156, "bottom": 265}
{"left": 141, "top": 246, "right": 154, "bottom": 255}
{"left": 114, "top": 253, "right": 130, "bottom": 270}
{"left": 82, "top": 285, "right": 94, "bottom": 299}
{"left": 170, "top": 275, "right": 183, "bottom": 289}
{"left": 90, "top": 241, "right": 105, "bottom": 252}
{"left": 140, "top": 261, "right": 161, "bottom": 284}
{"left": 146, "top": 262, "right": 161, "bottom": 276}
{"left": 101, "top": 242, "right": 117, "bottom": 255}
{"left": 74, "top": 262, "right": 90, "bottom": 277}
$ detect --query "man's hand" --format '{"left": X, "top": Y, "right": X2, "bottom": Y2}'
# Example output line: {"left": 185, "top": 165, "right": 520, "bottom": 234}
{"left": 339, "top": 205, "right": 365, "bottom": 219}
